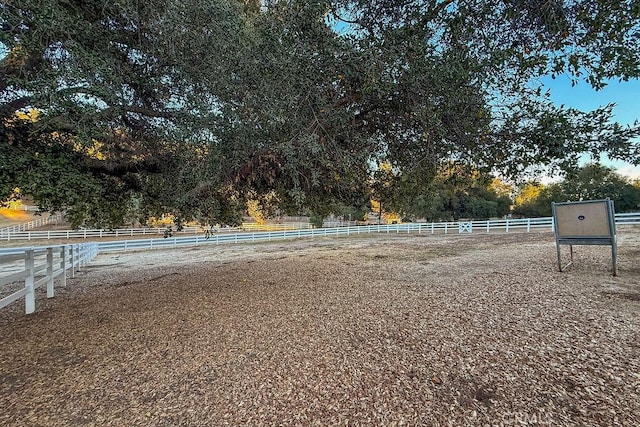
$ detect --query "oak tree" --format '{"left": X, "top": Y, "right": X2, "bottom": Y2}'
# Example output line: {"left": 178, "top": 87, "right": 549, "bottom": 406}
{"left": 1, "top": 0, "right": 638, "bottom": 226}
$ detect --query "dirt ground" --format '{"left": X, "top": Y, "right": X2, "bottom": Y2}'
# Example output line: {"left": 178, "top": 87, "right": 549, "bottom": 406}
{"left": 1, "top": 229, "right": 639, "bottom": 426}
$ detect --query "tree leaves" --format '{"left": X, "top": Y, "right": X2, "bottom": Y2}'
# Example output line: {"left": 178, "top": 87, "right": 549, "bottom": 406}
{"left": 1, "top": 0, "right": 638, "bottom": 226}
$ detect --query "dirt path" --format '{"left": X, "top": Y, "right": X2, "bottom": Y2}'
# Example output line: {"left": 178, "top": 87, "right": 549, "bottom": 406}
{"left": 1, "top": 230, "right": 639, "bottom": 426}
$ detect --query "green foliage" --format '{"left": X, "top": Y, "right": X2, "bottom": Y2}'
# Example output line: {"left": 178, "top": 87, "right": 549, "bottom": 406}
{"left": 0, "top": 117, "right": 120, "bottom": 227}
{"left": 561, "top": 163, "right": 640, "bottom": 212}
{"left": 309, "top": 211, "right": 326, "bottom": 228}
{"left": 1, "top": 0, "right": 639, "bottom": 226}
{"left": 398, "top": 164, "right": 513, "bottom": 221}
{"left": 513, "top": 183, "right": 564, "bottom": 217}
{"left": 513, "top": 164, "right": 640, "bottom": 216}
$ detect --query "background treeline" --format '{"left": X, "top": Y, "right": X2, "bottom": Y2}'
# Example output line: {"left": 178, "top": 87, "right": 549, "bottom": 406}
{"left": 511, "top": 164, "right": 640, "bottom": 218}
{"left": 363, "top": 163, "right": 640, "bottom": 222}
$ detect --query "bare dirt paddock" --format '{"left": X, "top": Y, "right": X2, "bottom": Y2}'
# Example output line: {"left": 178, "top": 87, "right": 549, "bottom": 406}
{"left": 1, "top": 229, "right": 639, "bottom": 426}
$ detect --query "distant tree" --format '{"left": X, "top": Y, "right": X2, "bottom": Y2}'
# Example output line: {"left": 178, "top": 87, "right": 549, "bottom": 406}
{"left": 561, "top": 163, "right": 640, "bottom": 212}
{"left": 618, "top": 184, "right": 640, "bottom": 212}
{"left": 370, "top": 162, "right": 398, "bottom": 222}
{"left": 513, "top": 182, "right": 564, "bottom": 217}
{"left": 513, "top": 164, "right": 639, "bottom": 216}
{"left": 399, "top": 163, "right": 512, "bottom": 220}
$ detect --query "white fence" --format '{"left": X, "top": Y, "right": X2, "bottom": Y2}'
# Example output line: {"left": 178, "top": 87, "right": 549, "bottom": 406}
{"left": 0, "top": 217, "right": 550, "bottom": 241}
{"left": 71, "top": 213, "right": 639, "bottom": 253}
{"left": 1, "top": 213, "right": 638, "bottom": 315}
{"left": 1, "top": 204, "right": 40, "bottom": 211}
{"left": 0, "top": 225, "right": 204, "bottom": 241}
{"left": 0, "top": 223, "right": 317, "bottom": 241}
{"left": 0, "top": 243, "right": 98, "bottom": 314}
{"left": 0, "top": 212, "right": 64, "bottom": 237}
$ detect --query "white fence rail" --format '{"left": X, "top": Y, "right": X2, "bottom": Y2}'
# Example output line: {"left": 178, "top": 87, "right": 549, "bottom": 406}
{"left": 0, "top": 225, "right": 204, "bottom": 241}
{"left": 0, "top": 217, "right": 554, "bottom": 241}
{"left": 76, "top": 213, "right": 639, "bottom": 253}
{"left": 0, "top": 212, "right": 64, "bottom": 237}
{"left": 1, "top": 213, "right": 638, "bottom": 315}
{"left": 0, "top": 243, "right": 98, "bottom": 314}
{"left": 0, "top": 224, "right": 317, "bottom": 241}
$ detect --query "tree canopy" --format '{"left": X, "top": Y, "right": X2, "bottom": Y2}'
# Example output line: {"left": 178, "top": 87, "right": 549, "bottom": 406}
{"left": 1, "top": 0, "right": 639, "bottom": 226}
{"left": 513, "top": 163, "right": 640, "bottom": 217}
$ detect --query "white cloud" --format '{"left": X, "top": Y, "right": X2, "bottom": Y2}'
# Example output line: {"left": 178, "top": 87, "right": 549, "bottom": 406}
{"left": 616, "top": 165, "right": 640, "bottom": 180}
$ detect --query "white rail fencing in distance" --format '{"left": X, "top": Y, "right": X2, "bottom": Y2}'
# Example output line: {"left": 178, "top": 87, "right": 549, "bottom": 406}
{"left": 0, "top": 216, "right": 555, "bottom": 242}
{"left": 1, "top": 213, "right": 638, "bottom": 315}
{"left": 74, "top": 213, "right": 640, "bottom": 253}
{"left": 0, "top": 224, "right": 204, "bottom": 241}
{"left": 0, "top": 224, "right": 318, "bottom": 241}
{"left": 0, "top": 212, "right": 64, "bottom": 237}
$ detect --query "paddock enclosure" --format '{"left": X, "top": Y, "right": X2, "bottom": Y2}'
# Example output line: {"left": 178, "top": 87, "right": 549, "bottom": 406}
{"left": 1, "top": 230, "right": 639, "bottom": 426}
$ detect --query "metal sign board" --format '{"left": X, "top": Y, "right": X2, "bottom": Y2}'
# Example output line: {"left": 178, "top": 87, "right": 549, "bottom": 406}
{"left": 552, "top": 199, "right": 617, "bottom": 275}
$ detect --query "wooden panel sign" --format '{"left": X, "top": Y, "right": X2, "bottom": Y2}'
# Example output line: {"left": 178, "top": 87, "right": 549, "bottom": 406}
{"left": 552, "top": 199, "right": 617, "bottom": 276}
{"left": 554, "top": 201, "right": 612, "bottom": 238}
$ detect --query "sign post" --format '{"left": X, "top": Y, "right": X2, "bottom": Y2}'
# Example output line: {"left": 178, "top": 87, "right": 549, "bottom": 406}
{"left": 552, "top": 199, "right": 617, "bottom": 276}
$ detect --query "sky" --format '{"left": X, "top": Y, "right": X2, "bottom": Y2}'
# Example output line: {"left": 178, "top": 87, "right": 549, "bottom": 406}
{"left": 541, "top": 76, "right": 640, "bottom": 181}
{"left": 331, "top": 17, "right": 640, "bottom": 182}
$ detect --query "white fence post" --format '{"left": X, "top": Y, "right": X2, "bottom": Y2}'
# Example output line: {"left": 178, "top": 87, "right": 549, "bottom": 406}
{"left": 70, "top": 245, "right": 76, "bottom": 278}
{"left": 47, "top": 247, "right": 55, "bottom": 298}
{"left": 60, "top": 246, "right": 67, "bottom": 287}
{"left": 80, "top": 244, "right": 86, "bottom": 267}
{"left": 25, "top": 249, "right": 35, "bottom": 314}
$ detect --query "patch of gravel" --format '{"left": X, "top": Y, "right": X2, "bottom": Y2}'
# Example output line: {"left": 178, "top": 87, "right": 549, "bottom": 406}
{"left": 1, "top": 229, "right": 639, "bottom": 426}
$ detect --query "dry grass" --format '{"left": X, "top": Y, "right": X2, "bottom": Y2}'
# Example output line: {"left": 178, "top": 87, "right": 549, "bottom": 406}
{"left": 1, "top": 230, "right": 639, "bottom": 426}
{"left": 0, "top": 208, "right": 36, "bottom": 228}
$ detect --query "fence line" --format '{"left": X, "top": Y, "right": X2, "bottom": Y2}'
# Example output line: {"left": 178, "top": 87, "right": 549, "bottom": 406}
{"left": 1, "top": 213, "right": 638, "bottom": 315}
{"left": 1, "top": 214, "right": 639, "bottom": 255}
{"left": 0, "top": 225, "right": 206, "bottom": 241}
{"left": 87, "top": 213, "right": 639, "bottom": 253}
{"left": 1, "top": 205, "right": 40, "bottom": 211}
{"left": 0, "top": 222, "right": 349, "bottom": 241}
{"left": 3, "top": 213, "right": 639, "bottom": 242}
{"left": 0, "top": 242, "right": 98, "bottom": 314}
{"left": 0, "top": 212, "right": 64, "bottom": 237}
